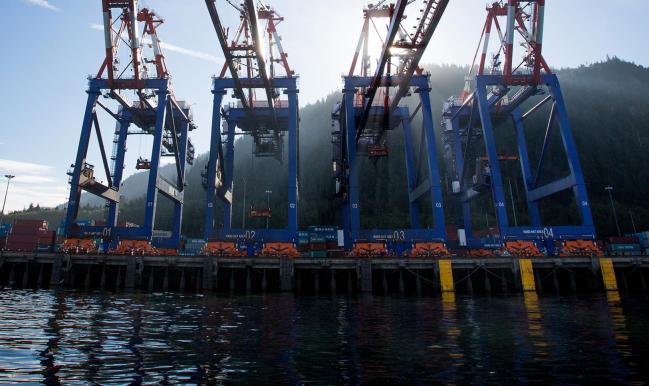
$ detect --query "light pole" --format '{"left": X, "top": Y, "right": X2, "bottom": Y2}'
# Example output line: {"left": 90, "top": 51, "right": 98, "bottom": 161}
{"left": 265, "top": 190, "right": 272, "bottom": 229}
{"left": 0, "top": 175, "right": 15, "bottom": 226}
{"left": 604, "top": 186, "right": 621, "bottom": 237}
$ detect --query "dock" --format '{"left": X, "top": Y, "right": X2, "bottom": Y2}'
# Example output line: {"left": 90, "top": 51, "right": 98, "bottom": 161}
{"left": 1, "top": 252, "right": 648, "bottom": 295}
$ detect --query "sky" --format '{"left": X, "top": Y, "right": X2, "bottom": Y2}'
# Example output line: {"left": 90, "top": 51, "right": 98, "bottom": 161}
{"left": 0, "top": 0, "right": 648, "bottom": 213}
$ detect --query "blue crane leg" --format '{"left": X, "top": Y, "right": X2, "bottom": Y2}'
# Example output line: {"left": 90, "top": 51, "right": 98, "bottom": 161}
{"left": 343, "top": 89, "right": 361, "bottom": 241}
{"left": 286, "top": 86, "right": 299, "bottom": 232}
{"left": 475, "top": 76, "right": 510, "bottom": 232}
{"left": 204, "top": 89, "right": 226, "bottom": 240}
{"left": 64, "top": 89, "right": 101, "bottom": 236}
{"left": 222, "top": 119, "right": 236, "bottom": 231}
{"left": 143, "top": 85, "right": 169, "bottom": 239}
{"left": 107, "top": 113, "right": 131, "bottom": 228}
{"left": 171, "top": 119, "right": 190, "bottom": 246}
{"left": 449, "top": 114, "right": 473, "bottom": 238}
{"left": 546, "top": 75, "right": 594, "bottom": 228}
{"left": 418, "top": 88, "right": 446, "bottom": 237}
{"left": 401, "top": 117, "right": 421, "bottom": 228}
{"left": 512, "top": 108, "right": 541, "bottom": 226}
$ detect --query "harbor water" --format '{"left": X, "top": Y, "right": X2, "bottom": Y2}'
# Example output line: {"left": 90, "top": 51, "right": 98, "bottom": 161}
{"left": 0, "top": 290, "right": 648, "bottom": 384}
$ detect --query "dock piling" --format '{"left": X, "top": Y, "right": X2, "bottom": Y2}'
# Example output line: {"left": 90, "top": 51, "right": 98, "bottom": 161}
{"left": 360, "top": 260, "right": 372, "bottom": 293}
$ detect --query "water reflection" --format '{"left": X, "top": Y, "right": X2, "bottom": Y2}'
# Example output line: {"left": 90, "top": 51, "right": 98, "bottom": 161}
{"left": 0, "top": 290, "right": 648, "bottom": 384}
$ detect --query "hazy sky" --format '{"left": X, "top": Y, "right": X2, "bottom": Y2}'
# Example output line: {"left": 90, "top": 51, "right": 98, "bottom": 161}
{"left": 0, "top": 0, "right": 648, "bottom": 213}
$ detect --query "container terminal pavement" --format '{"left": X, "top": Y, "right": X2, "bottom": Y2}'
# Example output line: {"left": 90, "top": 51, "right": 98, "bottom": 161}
{"left": 1, "top": 0, "right": 648, "bottom": 294}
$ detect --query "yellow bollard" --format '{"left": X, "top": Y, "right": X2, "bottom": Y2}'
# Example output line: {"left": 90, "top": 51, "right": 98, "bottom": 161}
{"left": 438, "top": 260, "right": 454, "bottom": 292}
{"left": 519, "top": 258, "right": 536, "bottom": 292}
{"left": 599, "top": 258, "right": 618, "bottom": 291}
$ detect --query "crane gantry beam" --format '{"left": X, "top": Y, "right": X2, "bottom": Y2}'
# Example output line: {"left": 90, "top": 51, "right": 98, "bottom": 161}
{"left": 355, "top": 0, "right": 407, "bottom": 142}
{"left": 355, "top": 0, "right": 450, "bottom": 143}
{"left": 244, "top": 0, "right": 276, "bottom": 113}
{"left": 204, "top": 0, "right": 251, "bottom": 112}
{"left": 205, "top": 0, "right": 279, "bottom": 129}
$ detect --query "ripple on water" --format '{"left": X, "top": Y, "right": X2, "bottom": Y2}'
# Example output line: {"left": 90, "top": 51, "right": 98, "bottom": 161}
{"left": 0, "top": 291, "right": 648, "bottom": 384}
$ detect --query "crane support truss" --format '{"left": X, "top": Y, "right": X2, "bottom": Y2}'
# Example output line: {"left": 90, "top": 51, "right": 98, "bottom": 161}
{"left": 64, "top": 0, "right": 195, "bottom": 250}
{"left": 441, "top": 0, "right": 595, "bottom": 255}
{"left": 334, "top": 75, "right": 446, "bottom": 253}
{"left": 353, "top": 0, "right": 449, "bottom": 144}
{"left": 204, "top": 1, "right": 299, "bottom": 253}
{"left": 332, "top": 2, "right": 449, "bottom": 255}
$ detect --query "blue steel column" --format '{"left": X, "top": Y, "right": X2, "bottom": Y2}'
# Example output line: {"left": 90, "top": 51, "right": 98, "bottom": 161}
{"left": 511, "top": 108, "right": 541, "bottom": 226}
{"left": 450, "top": 114, "right": 473, "bottom": 238}
{"left": 143, "top": 83, "right": 169, "bottom": 239}
{"left": 222, "top": 119, "right": 236, "bottom": 231}
{"left": 546, "top": 75, "right": 594, "bottom": 228}
{"left": 343, "top": 83, "right": 360, "bottom": 244}
{"left": 204, "top": 87, "right": 227, "bottom": 240}
{"left": 401, "top": 116, "right": 421, "bottom": 228}
{"left": 417, "top": 83, "right": 446, "bottom": 237}
{"left": 171, "top": 118, "right": 189, "bottom": 246}
{"left": 475, "top": 76, "right": 510, "bottom": 232}
{"left": 107, "top": 111, "right": 132, "bottom": 228}
{"left": 64, "top": 88, "right": 101, "bottom": 236}
{"left": 286, "top": 82, "right": 299, "bottom": 233}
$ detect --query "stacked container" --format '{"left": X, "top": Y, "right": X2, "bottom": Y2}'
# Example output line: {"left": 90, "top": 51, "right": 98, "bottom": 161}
{"left": 307, "top": 226, "right": 337, "bottom": 258}
{"left": 5, "top": 219, "right": 56, "bottom": 252}
{"left": 183, "top": 238, "right": 206, "bottom": 255}
{"left": 297, "top": 231, "right": 310, "bottom": 253}
{"left": 0, "top": 223, "right": 11, "bottom": 249}
{"left": 626, "top": 232, "right": 649, "bottom": 253}
{"left": 606, "top": 236, "right": 642, "bottom": 256}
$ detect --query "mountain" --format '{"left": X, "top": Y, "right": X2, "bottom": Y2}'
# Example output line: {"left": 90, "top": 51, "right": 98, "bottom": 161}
{"left": 7, "top": 58, "right": 649, "bottom": 238}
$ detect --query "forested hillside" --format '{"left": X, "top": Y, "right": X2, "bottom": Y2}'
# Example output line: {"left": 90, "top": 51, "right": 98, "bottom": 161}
{"left": 7, "top": 58, "right": 649, "bottom": 238}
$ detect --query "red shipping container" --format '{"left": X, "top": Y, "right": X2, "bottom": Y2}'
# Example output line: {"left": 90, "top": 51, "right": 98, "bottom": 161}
{"left": 7, "top": 235, "right": 39, "bottom": 243}
{"left": 446, "top": 225, "right": 459, "bottom": 241}
{"left": 10, "top": 226, "right": 48, "bottom": 235}
{"left": 607, "top": 236, "right": 639, "bottom": 244}
{"left": 5, "top": 242, "right": 38, "bottom": 251}
{"left": 13, "top": 219, "right": 48, "bottom": 229}
{"left": 326, "top": 240, "right": 338, "bottom": 249}
{"left": 310, "top": 242, "right": 327, "bottom": 251}
{"left": 328, "top": 249, "right": 346, "bottom": 258}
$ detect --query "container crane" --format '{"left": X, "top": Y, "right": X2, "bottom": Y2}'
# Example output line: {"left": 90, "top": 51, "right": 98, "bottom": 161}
{"left": 202, "top": 0, "right": 299, "bottom": 257}
{"left": 441, "top": 0, "right": 599, "bottom": 256}
{"left": 332, "top": 0, "right": 450, "bottom": 257}
{"left": 63, "top": 0, "right": 196, "bottom": 253}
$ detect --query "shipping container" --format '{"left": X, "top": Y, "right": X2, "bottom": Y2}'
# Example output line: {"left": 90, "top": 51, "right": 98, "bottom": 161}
{"left": 607, "top": 236, "right": 639, "bottom": 244}
{"left": 75, "top": 219, "right": 95, "bottom": 227}
{"left": 14, "top": 219, "right": 48, "bottom": 229}
{"left": 325, "top": 240, "right": 338, "bottom": 250}
{"left": 308, "top": 226, "right": 337, "bottom": 233}
{"left": 627, "top": 232, "right": 649, "bottom": 248}
{"left": 327, "top": 249, "right": 346, "bottom": 258}
{"left": 310, "top": 242, "right": 327, "bottom": 251}
{"left": 607, "top": 243, "right": 642, "bottom": 256}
